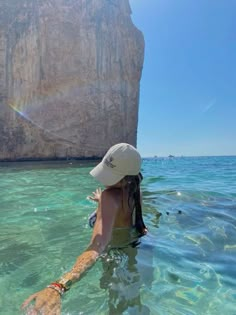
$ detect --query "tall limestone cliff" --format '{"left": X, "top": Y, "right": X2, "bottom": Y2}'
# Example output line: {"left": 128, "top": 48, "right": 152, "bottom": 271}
{"left": 0, "top": 0, "right": 144, "bottom": 161}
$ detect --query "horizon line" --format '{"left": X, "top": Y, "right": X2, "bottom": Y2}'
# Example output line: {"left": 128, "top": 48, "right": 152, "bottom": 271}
{"left": 141, "top": 154, "right": 236, "bottom": 158}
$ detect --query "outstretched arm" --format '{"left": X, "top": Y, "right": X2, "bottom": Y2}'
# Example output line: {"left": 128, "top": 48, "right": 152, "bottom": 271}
{"left": 58, "top": 190, "right": 118, "bottom": 286}
{"left": 22, "top": 190, "right": 118, "bottom": 314}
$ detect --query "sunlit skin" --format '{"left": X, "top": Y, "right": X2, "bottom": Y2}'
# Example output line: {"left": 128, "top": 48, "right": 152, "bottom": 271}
{"left": 21, "top": 179, "right": 146, "bottom": 315}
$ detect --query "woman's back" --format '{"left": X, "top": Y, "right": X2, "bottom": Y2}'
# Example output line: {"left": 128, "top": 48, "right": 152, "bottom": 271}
{"left": 111, "top": 187, "right": 134, "bottom": 228}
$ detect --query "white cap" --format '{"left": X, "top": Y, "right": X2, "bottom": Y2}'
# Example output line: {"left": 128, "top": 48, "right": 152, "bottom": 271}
{"left": 90, "top": 143, "right": 142, "bottom": 186}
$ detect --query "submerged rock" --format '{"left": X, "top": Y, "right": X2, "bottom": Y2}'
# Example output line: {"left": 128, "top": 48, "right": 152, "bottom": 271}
{"left": 0, "top": 0, "right": 144, "bottom": 161}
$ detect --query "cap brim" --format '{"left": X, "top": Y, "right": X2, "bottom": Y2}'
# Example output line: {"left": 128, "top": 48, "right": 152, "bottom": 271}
{"left": 90, "top": 162, "right": 123, "bottom": 186}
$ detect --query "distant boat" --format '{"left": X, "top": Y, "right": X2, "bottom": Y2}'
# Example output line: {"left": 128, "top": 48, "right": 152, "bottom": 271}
{"left": 168, "top": 155, "right": 175, "bottom": 158}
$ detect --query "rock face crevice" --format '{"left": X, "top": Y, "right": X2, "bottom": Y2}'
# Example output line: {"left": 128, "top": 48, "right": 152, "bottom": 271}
{"left": 0, "top": 0, "right": 144, "bottom": 161}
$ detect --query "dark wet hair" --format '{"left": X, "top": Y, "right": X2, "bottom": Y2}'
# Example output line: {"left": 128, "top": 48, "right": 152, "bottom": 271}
{"left": 124, "top": 172, "right": 147, "bottom": 236}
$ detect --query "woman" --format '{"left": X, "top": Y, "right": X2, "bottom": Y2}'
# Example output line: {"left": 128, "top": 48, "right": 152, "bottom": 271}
{"left": 22, "top": 143, "right": 147, "bottom": 314}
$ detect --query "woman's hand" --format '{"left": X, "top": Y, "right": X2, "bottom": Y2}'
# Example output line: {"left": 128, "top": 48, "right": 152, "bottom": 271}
{"left": 87, "top": 188, "right": 102, "bottom": 203}
{"left": 21, "top": 287, "right": 61, "bottom": 315}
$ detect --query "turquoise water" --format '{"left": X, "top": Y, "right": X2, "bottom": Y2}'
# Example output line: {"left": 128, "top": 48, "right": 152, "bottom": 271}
{"left": 0, "top": 156, "right": 236, "bottom": 315}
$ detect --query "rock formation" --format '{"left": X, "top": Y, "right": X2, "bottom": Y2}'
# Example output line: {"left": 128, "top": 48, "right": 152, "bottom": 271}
{"left": 0, "top": 0, "right": 144, "bottom": 161}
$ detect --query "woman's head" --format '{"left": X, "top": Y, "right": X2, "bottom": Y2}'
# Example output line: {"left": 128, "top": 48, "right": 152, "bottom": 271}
{"left": 90, "top": 143, "right": 147, "bottom": 235}
{"left": 90, "top": 143, "right": 142, "bottom": 186}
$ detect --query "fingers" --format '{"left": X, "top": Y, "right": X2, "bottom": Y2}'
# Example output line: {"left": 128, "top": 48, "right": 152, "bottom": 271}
{"left": 96, "top": 188, "right": 102, "bottom": 194}
{"left": 87, "top": 196, "right": 96, "bottom": 201}
{"left": 95, "top": 188, "right": 102, "bottom": 198}
{"left": 26, "top": 305, "right": 38, "bottom": 315}
{"left": 21, "top": 293, "right": 38, "bottom": 310}
{"left": 23, "top": 304, "right": 38, "bottom": 315}
{"left": 21, "top": 288, "right": 61, "bottom": 315}
{"left": 87, "top": 188, "right": 102, "bottom": 202}
{"left": 34, "top": 292, "right": 61, "bottom": 315}
{"left": 87, "top": 193, "right": 96, "bottom": 201}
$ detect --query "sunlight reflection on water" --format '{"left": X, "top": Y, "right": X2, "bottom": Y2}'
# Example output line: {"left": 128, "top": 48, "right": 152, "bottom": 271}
{"left": 0, "top": 157, "right": 236, "bottom": 314}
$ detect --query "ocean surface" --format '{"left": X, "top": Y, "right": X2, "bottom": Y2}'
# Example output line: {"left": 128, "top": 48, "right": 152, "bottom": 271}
{"left": 0, "top": 156, "right": 236, "bottom": 315}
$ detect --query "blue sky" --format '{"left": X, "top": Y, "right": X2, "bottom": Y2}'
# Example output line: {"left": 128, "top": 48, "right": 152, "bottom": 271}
{"left": 129, "top": 0, "right": 236, "bottom": 157}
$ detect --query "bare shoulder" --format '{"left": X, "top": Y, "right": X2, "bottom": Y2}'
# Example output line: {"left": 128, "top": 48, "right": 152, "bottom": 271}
{"left": 100, "top": 188, "right": 122, "bottom": 209}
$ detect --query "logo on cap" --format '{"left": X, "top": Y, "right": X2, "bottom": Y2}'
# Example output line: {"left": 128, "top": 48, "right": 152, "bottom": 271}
{"left": 104, "top": 155, "right": 116, "bottom": 168}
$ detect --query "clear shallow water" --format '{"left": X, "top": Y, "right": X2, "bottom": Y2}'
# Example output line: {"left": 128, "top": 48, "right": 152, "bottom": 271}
{"left": 0, "top": 156, "right": 236, "bottom": 315}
